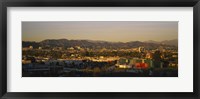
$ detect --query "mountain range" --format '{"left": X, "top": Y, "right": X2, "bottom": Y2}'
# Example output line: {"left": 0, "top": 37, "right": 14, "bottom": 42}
{"left": 22, "top": 39, "right": 178, "bottom": 49}
{"left": 144, "top": 39, "right": 178, "bottom": 47}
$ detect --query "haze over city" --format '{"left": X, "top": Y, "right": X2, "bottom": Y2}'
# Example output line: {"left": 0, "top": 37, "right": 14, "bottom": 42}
{"left": 22, "top": 21, "right": 178, "bottom": 42}
{"left": 22, "top": 21, "right": 178, "bottom": 77}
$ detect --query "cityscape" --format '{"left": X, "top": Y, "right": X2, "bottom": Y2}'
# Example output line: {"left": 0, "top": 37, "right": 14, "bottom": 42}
{"left": 22, "top": 21, "right": 178, "bottom": 77}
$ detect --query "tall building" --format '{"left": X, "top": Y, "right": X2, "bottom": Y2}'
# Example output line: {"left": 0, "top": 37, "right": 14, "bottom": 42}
{"left": 153, "top": 51, "right": 162, "bottom": 68}
{"left": 138, "top": 47, "right": 145, "bottom": 53}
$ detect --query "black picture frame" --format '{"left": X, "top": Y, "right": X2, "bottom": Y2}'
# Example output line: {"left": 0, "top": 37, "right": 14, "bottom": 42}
{"left": 0, "top": 0, "right": 200, "bottom": 99}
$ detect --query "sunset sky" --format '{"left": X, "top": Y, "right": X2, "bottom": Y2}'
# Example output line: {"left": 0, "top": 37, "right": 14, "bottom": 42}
{"left": 22, "top": 21, "right": 178, "bottom": 42}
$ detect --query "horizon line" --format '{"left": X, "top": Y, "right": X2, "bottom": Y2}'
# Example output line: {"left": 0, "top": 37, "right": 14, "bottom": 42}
{"left": 22, "top": 38, "right": 178, "bottom": 43}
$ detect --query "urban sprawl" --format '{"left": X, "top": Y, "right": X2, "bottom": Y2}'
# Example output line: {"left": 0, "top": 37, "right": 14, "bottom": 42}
{"left": 22, "top": 40, "right": 178, "bottom": 77}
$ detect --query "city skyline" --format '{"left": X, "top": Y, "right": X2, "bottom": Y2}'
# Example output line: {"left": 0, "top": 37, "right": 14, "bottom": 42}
{"left": 22, "top": 21, "right": 178, "bottom": 77}
{"left": 22, "top": 21, "right": 178, "bottom": 42}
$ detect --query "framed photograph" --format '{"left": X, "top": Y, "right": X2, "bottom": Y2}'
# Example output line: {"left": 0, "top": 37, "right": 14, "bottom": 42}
{"left": 0, "top": 0, "right": 200, "bottom": 99}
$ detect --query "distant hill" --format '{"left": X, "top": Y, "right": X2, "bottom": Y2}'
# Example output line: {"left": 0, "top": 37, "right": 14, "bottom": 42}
{"left": 145, "top": 39, "right": 178, "bottom": 47}
{"left": 160, "top": 39, "right": 178, "bottom": 47}
{"left": 22, "top": 39, "right": 177, "bottom": 49}
{"left": 144, "top": 40, "right": 159, "bottom": 44}
{"left": 22, "top": 41, "right": 40, "bottom": 48}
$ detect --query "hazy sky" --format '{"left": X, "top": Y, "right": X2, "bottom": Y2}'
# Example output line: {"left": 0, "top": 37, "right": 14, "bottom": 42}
{"left": 22, "top": 21, "right": 178, "bottom": 42}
